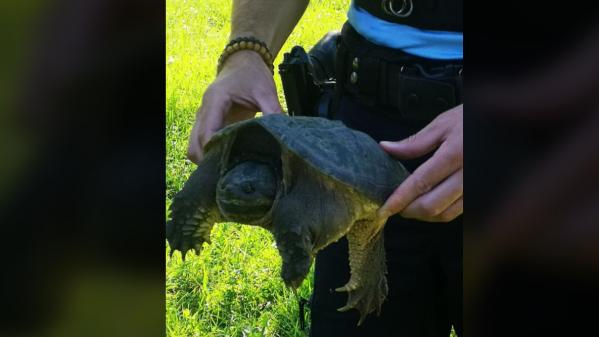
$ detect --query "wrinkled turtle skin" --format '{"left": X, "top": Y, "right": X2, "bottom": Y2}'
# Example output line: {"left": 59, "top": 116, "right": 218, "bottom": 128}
{"left": 167, "top": 114, "right": 409, "bottom": 325}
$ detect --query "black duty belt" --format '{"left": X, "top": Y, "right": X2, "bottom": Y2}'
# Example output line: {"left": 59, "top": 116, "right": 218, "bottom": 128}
{"left": 355, "top": 0, "right": 463, "bottom": 32}
{"left": 336, "top": 23, "right": 463, "bottom": 122}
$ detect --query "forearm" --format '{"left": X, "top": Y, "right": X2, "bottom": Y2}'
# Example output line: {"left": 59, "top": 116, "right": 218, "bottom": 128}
{"left": 230, "top": 0, "right": 309, "bottom": 57}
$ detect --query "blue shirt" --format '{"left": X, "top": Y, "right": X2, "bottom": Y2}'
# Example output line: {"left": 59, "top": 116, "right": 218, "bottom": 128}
{"left": 347, "top": 1, "right": 463, "bottom": 60}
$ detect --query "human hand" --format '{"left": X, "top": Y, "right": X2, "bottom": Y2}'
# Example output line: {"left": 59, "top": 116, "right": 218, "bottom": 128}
{"left": 187, "top": 50, "right": 283, "bottom": 163}
{"left": 378, "top": 105, "right": 463, "bottom": 222}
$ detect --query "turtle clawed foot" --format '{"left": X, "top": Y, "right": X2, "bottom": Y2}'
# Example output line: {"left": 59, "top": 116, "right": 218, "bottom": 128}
{"left": 335, "top": 276, "right": 388, "bottom": 326}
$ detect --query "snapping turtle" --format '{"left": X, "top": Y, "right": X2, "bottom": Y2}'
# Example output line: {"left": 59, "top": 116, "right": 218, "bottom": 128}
{"left": 167, "top": 114, "right": 409, "bottom": 324}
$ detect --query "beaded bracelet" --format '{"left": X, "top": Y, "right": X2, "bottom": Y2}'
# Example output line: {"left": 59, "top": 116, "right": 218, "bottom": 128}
{"left": 216, "top": 36, "right": 275, "bottom": 74}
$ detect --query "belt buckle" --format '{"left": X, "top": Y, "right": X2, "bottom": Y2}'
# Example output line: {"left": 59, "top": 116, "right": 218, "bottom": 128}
{"left": 382, "top": 0, "right": 414, "bottom": 18}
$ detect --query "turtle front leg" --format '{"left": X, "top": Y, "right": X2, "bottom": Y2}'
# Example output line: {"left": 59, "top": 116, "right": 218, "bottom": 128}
{"left": 336, "top": 220, "right": 388, "bottom": 325}
{"left": 167, "top": 150, "right": 222, "bottom": 259}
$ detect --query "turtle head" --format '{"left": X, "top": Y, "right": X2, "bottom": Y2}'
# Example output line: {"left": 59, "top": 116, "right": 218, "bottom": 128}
{"left": 216, "top": 161, "right": 278, "bottom": 224}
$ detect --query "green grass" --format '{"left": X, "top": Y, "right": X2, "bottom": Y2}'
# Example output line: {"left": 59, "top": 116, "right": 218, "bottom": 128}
{"left": 166, "top": 1, "right": 347, "bottom": 336}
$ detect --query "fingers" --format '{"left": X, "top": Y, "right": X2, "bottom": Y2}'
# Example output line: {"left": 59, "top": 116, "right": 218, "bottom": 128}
{"left": 430, "top": 197, "right": 463, "bottom": 222}
{"left": 186, "top": 122, "right": 203, "bottom": 164}
{"left": 198, "top": 89, "right": 233, "bottom": 146}
{"left": 380, "top": 120, "right": 446, "bottom": 160}
{"left": 185, "top": 53, "right": 283, "bottom": 164}
{"left": 186, "top": 88, "right": 281, "bottom": 164}
{"left": 186, "top": 89, "right": 232, "bottom": 164}
{"left": 380, "top": 105, "right": 462, "bottom": 160}
{"left": 401, "top": 169, "right": 463, "bottom": 221}
{"left": 376, "top": 106, "right": 463, "bottom": 221}
{"left": 378, "top": 142, "right": 462, "bottom": 218}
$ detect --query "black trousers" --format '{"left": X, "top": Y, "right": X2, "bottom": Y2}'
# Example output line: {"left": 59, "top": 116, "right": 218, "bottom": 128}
{"left": 309, "top": 24, "right": 463, "bottom": 337}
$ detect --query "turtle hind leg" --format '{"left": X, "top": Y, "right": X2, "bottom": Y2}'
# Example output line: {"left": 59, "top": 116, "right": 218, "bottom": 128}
{"left": 336, "top": 223, "right": 388, "bottom": 325}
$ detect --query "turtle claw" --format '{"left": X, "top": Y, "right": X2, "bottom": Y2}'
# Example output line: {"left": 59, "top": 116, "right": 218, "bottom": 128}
{"left": 335, "top": 279, "right": 359, "bottom": 293}
{"left": 336, "top": 279, "right": 387, "bottom": 325}
{"left": 181, "top": 250, "right": 187, "bottom": 262}
{"left": 337, "top": 305, "right": 352, "bottom": 313}
{"left": 335, "top": 285, "right": 350, "bottom": 293}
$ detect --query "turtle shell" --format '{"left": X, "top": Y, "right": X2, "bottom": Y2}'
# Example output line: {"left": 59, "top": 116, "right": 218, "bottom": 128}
{"left": 205, "top": 114, "right": 409, "bottom": 204}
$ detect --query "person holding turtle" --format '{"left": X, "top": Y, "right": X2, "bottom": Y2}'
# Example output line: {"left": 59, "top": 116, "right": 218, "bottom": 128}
{"left": 186, "top": 1, "right": 463, "bottom": 336}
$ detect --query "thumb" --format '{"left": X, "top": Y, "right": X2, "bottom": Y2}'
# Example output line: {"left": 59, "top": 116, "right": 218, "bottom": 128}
{"left": 380, "top": 123, "right": 445, "bottom": 159}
